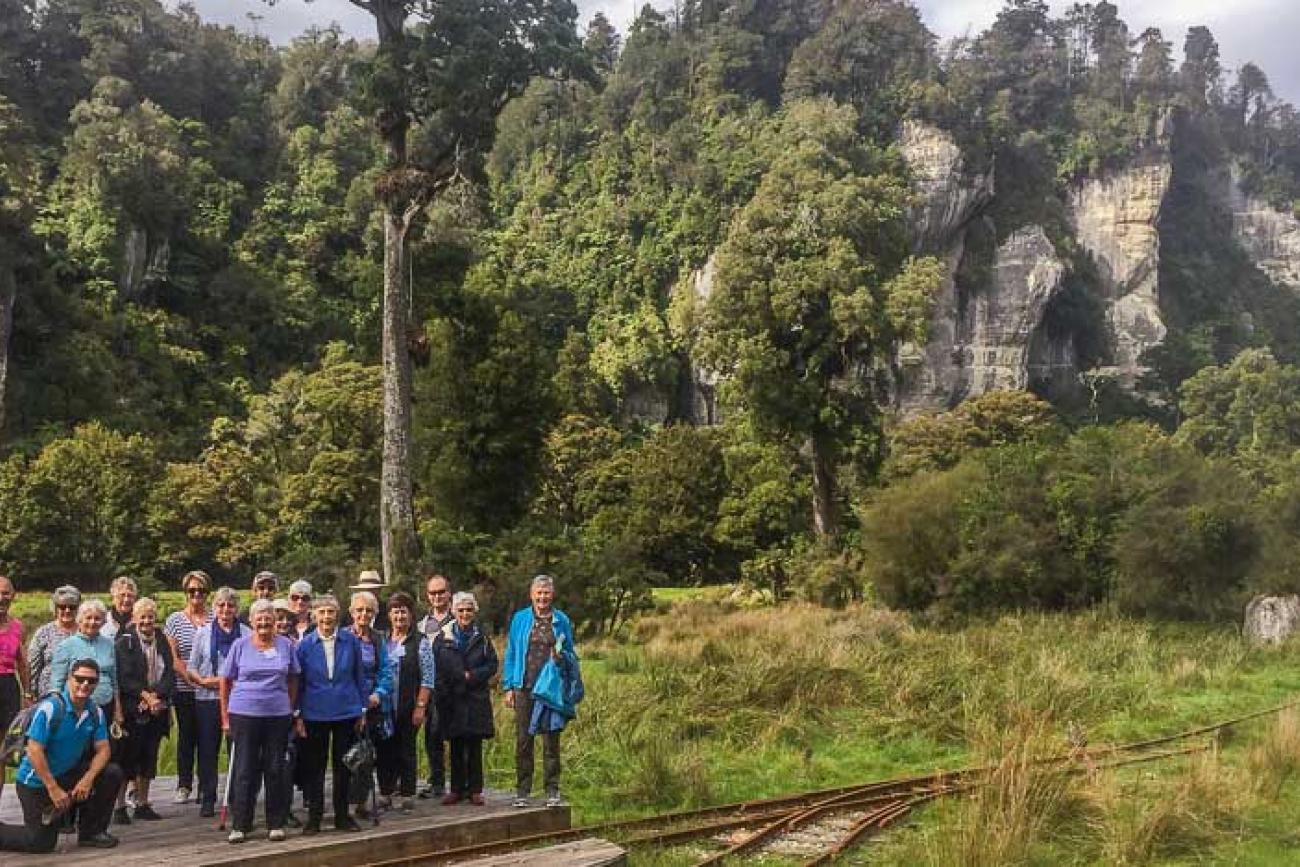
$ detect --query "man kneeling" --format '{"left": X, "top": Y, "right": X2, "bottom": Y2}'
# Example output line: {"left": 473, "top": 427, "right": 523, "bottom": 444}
{"left": 0, "top": 658, "right": 122, "bottom": 852}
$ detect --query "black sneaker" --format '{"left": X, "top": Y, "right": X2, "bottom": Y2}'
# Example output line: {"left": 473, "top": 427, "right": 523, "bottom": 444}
{"left": 78, "top": 832, "right": 119, "bottom": 848}
{"left": 334, "top": 816, "right": 361, "bottom": 832}
{"left": 133, "top": 804, "right": 164, "bottom": 821}
{"left": 199, "top": 802, "right": 215, "bottom": 818}
{"left": 113, "top": 806, "right": 132, "bottom": 826}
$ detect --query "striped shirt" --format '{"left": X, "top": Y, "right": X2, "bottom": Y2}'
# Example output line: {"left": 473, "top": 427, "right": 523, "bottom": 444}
{"left": 28, "top": 622, "right": 77, "bottom": 695}
{"left": 164, "top": 610, "right": 208, "bottom": 694}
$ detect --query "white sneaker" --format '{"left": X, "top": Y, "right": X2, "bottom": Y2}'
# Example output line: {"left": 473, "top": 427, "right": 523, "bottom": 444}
{"left": 512, "top": 796, "right": 530, "bottom": 808}
{"left": 174, "top": 787, "right": 191, "bottom": 805}
{"left": 268, "top": 829, "right": 286, "bottom": 842}
{"left": 125, "top": 787, "right": 137, "bottom": 809}
{"left": 545, "top": 793, "right": 566, "bottom": 808}
{"left": 228, "top": 830, "right": 245, "bottom": 844}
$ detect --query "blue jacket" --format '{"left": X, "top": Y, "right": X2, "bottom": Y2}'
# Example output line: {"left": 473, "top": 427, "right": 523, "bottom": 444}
{"left": 296, "top": 629, "right": 366, "bottom": 722}
{"left": 502, "top": 607, "right": 575, "bottom": 692}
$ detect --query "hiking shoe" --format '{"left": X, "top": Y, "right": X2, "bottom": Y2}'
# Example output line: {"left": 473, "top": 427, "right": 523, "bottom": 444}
{"left": 78, "top": 832, "right": 118, "bottom": 848}
{"left": 228, "top": 830, "right": 245, "bottom": 844}
{"left": 268, "top": 829, "right": 286, "bottom": 842}
{"left": 512, "top": 796, "right": 530, "bottom": 808}
{"left": 335, "top": 816, "right": 361, "bottom": 832}
{"left": 113, "top": 806, "right": 132, "bottom": 826}
{"left": 545, "top": 793, "right": 566, "bottom": 808}
{"left": 174, "top": 787, "right": 192, "bottom": 804}
{"left": 469, "top": 792, "right": 485, "bottom": 806}
{"left": 125, "top": 787, "right": 137, "bottom": 809}
{"left": 199, "top": 802, "right": 215, "bottom": 818}
{"left": 134, "top": 804, "right": 163, "bottom": 821}
{"left": 441, "top": 792, "right": 461, "bottom": 806}
{"left": 419, "top": 782, "right": 442, "bottom": 799}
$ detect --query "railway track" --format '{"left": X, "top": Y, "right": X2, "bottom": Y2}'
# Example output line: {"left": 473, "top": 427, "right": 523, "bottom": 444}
{"left": 370, "top": 699, "right": 1296, "bottom": 866}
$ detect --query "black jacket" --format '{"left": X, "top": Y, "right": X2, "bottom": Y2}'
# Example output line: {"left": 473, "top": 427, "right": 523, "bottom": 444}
{"left": 390, "top": 631, "right": 426, "bottom": 719}
{"left": 115, "top": 625, "right": 175, "bottom": 727}
{"left": 433, "top": 626, "right": 498, "bottom": 740}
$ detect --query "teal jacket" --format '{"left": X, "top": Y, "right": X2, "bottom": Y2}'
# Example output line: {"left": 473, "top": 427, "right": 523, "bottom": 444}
{"left": 501, "top": 607, "right": 575, "bottom": 692}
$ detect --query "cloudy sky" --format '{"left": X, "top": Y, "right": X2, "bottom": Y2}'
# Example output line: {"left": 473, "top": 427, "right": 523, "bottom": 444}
{"left": 191, "top": 0, "right": 1300, "bottom": 104}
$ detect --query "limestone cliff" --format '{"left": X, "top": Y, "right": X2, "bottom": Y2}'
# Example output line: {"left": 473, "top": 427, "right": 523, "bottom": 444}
{"left": 1226, "top": 167, "right": 1300, "bottom": 291}
{"left": 1068, "top": 146, "right": 1171, "bottom": 389}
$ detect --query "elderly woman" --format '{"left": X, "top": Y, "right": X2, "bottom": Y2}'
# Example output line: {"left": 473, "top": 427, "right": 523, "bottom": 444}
{"left": 433, "top": 592, "right": 497, "bottom": 806}
{"left": 273, "top": 599, "right": 296, "bottom": 640}
{"left": 188, "top": 586, "right": 250, "bottom": 818}
{"left": 49, "top": 600, "right": 121, "bottom": 726}
{"left": 101, "top": 576, "right": 138, "bottom": 640}
{"left": 295, "top": 595, "right": 365, "bottom": 834}
{"left": 164, "top": 570, "right": 211, "bottom": 805}
{"left": 113, "top": 597, "right": 174, "bottom": 824}
{"left": 288, "top": 580, "right": 314, "bottom": 640}
{"left": 346, "top": 590, "right": 393, "bottom": 817}
{"left": 503, "top": 575, "right": 576, "bottom": 808}
{"left": 0, "top": 576, "right": 29, "bottom": 738}
{"left": 27, "top": 585, "right": 82, "bottom": 698}
{"left": 376, "top": 592, "right": 436, "bottom": 812}
{"left": 219, "top": 599, "right": 300, "bottom": 844}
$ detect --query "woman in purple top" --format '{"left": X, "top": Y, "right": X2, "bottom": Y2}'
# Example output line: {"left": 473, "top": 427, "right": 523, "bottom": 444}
{"left": 218, "top": 599, "right": 300, "bottom": 844}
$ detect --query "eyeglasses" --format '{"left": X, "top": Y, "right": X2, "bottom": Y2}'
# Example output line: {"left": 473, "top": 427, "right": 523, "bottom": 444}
{"left": 454, "top": 608, "right": 475, "bottom": 614}
{"left": 72, "top": 675, "right": 99, "bottom": 686}
{"left": 185, "top": 588, "right": 207, "bottom": 596}
{"left": 427, "top": 589, "right": 449, "bottom": 596}
{"left": 354, "top": 607, "right": 376, "bottom": 614}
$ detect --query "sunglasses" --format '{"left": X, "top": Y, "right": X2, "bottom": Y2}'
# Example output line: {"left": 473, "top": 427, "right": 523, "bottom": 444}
{"left": 185, "top": 588, "right": 207, "bottom": 596}
{"left": 290, "top": 594, "right": 310, "bottom": 602}
{"left": 72, "top": 675, "right": 99, "bottom": 686}
{"left": 427, "top": 589, "right": 449, "bottom": 596}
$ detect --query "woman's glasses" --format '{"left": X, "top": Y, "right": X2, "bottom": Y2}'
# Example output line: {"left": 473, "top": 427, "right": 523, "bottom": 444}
{"left": 185, "top": 588, "right": 207, "bottom": 596}
{"left": 72, "top": 675, "right": 99, "bottom": 686}
{"left": 55, "top": 604, "right": 77, "bottom": 611}
{"left": 290, "top": 594, "right": 310, "bottom": 602}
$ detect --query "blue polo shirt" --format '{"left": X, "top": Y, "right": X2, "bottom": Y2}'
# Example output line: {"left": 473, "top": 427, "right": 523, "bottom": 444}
{"left": 15, "top": 690, "right": 107, "bottom": 787}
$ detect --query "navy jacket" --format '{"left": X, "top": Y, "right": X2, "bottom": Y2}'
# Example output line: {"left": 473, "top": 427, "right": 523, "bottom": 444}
{"left": 296, "top": 628, "right": 366, "bottom": 723}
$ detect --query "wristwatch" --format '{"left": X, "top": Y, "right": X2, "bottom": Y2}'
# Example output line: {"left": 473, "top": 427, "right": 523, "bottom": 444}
{"left": 292, "top": 709, "right": 302, "bottom": 719}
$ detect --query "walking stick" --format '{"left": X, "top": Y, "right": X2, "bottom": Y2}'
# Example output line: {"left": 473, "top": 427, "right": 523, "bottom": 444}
{"left": 218, "top": 739, "right": 237, "bottom": 830}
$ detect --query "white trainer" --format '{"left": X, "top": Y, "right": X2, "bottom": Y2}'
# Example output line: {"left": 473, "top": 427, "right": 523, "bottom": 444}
{"left": 174, "top": 787, "right": 191, "bottom": 805}
{"left": 228, "top": 830, "right": 245, "bottom": 844}
{"left": 268, "top": 829, "right": 286, "bottom": 842}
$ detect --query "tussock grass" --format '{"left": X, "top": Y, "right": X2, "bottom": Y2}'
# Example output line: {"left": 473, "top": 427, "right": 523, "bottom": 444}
{"left": 1248, "top": 707, "right": 1300, "bottom": 799}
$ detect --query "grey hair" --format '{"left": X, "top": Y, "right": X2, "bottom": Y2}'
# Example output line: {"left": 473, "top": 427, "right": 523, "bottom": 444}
{"left": 288, "top": 579, "right": 313, "bottom": 597}
{"left": 349, "top": 591, "right": 378, "bottom": 611}
{"left": 110, "top": 575, "right": 138, "bottom": 594}
{"left": 531, "top": 574, "right": 555, "bottom": 591}
{"left": 77, "top": 599, "right": 108, "bottom": 620}
{"left": 132, "top": 597, "right": 158, "bottom": 617}
{"left": 312, "top": 594, "right": 340, "bottom": 612}
{"left": 50, "top": 585, "right": 82, "bottom": 612}
{"left": 248, "top": 598, "right": 276, "bottom": 622}
{"left": 213, "top": 586, "right": 241, "bottom": 610}
{"left": 451, "top": 591, "right": 479, "bottom": 612}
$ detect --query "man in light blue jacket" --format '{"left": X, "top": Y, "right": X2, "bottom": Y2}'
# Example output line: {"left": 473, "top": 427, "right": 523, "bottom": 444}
{"left": 502, "top": 575, "right": 575, "bottom": 808}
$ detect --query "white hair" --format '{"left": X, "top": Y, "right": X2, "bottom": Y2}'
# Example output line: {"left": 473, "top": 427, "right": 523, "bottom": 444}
{"left": 451, "top": 591, "right": 479, "bottom": 612}
{"left": 289, "top": 580, "right": 313, "bottom": 597}
{"left": 531, "top": 574, "right": 555, "bottom": 591}
{"left": 349, "top": 591, "right": 378, "bottom": 611}
{"left": 78, "top": 599, "right": 108, "bottom": 620}
{"left": 50, "top": 585, "right": 82, "bottom": 612}
{"left": 248, "top": 598, "right": 276, "bottom": 622}
{"left": 132, "top": 597, "right": 158, "bottom": 617}
{"left": 213, "top": 586, "right": 241, "bottom": 610}
{"left": 312, "top": 594, "right": 340, "bottom": 612}
{"left": 110, "top": 575, "right": 138, "bottom": 594}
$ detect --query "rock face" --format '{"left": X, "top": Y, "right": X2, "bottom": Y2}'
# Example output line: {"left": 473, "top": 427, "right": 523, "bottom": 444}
{"left": 899, "top": 226, "right": 1065, "bottom": 408}
{"left": 1226, "top": 167, "right": 1300, "bottom": 291}
{"left": 679, "top": 254, "right": 722, "bottom": 426}
{"left": 1069, "top": 149, "right": 1172, "bottom": 388}
{"left": 1243, "top": 595, "right": 1300, "bottom": 646}
{"left": 899, "top": 120, "right": 994, "bottom": 253}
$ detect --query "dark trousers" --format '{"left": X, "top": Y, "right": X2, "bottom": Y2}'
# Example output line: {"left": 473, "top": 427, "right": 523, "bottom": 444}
{"left": 302, "top": 719, "right": 356, "bottom": 823}
{"left": 0, "top": 674, "right": 19, "bottom": 733}
{"left": 514, "top": 691, "right": 560, "bottom": 797}
{"left": 229, "top": 714, "right": 292, "bottom": 832}
{"left": 173, "top": 691, "right": 198, "bottom": 790}
{"left": 0, "top": 762, "right": 123, "bottom": 853}
{"left": 120, "top": 713, "right": 168, "bottom": 781}
{"left": 195, "top": 699, "right": 224, "bottom": 807}
{"left": 449, "top": 737, "right": 484, "bottom": 796}
{"left": 377, "top": 716, "right": 418, "bottom": 798}
{"left": 424, "top": 718, "right": 446, "bottom": 790}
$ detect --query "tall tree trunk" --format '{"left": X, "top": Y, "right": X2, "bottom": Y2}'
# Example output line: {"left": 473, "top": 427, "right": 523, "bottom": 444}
{"left": 380, "top": 206, "right": 420, "bottom": 585}
{"left": 809, "top": 430, "right": 838, "bottom": 538}
{"left": 0, "top": 263, "right": 12, "bottom": 439}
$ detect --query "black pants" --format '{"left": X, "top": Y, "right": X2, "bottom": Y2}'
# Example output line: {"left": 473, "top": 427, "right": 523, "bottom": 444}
{"left": 424, "top": 716, "right": 446, "bottom": 790}
{"left": 119, "top": 712, "right": 168, "bottom": 781}
{"left": 0, "top": 762, "right": 123, "bottom": 853}
{"left": 449, "top": 737, "right": 484, "bottom": 796}
{"left": 377, "top": 715, "right": 418, "bottom": 798}
{"left": 229, "top": 714, "right": 292, "bottom": 832}
{"left": 195, "top": 699, "right": 224, "bottom": 808}
{"left": 0, "top": 674, "right": 20, "bottom": 733}
{"left": 514, "top": 691, "right": 561, "bottom": 797}
{"left": 302, "top": 719, "right": 356, "bottom": 823}
{"left": 172, "top": 691, "right": 198, "bottom": 790}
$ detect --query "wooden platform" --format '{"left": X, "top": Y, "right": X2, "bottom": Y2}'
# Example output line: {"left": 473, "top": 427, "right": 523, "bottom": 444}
{"left": 0, "top": 776, "right": 570, "bottom": 866}
{"left": 453, "top": 838, "right": 626, "bottom": 867}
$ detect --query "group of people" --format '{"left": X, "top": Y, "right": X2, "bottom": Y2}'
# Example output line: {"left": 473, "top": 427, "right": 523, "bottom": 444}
{"left": 0, "top": 570, "right": 581, "bottom": 853}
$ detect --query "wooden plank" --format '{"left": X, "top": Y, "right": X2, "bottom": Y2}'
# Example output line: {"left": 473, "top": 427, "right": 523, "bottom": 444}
{"left": 449, "top": 838, "right": 627, "bottom": 867}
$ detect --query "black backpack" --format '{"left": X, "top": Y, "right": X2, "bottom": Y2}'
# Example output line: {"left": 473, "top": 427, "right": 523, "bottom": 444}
{"left": 1, "top": 692, "right": 68, "bottom": 768}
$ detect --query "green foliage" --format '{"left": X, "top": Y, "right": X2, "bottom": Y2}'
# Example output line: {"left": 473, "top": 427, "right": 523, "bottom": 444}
{"left": 885, "top": 390, "right": 1060, "bottom": 479}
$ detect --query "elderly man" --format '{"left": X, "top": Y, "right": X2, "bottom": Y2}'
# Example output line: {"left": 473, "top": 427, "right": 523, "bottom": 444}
{"left": 0, "top": 659, "right": 123, "bottom": 851}
{"left": 100, "top": 576, "right": 138, "bottom": 640}
{"left": 418, "top": 574, "right": 453, "bottom": 798}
